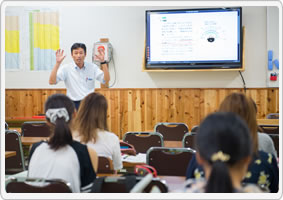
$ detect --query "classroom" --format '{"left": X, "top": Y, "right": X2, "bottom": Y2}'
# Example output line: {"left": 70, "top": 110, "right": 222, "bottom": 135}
{"left": 2, "top": 0, "right": 281, "bottom": 198}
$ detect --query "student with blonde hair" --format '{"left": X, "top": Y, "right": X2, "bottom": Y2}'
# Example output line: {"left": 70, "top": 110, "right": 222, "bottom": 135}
{"left": 73, "top": 92, "right": 122, "bottom": 171}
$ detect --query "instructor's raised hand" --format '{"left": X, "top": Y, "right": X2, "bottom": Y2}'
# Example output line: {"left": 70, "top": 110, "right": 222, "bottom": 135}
{"left": 56, "top": 49, "right": 66, "bottom": 64}
{"left": 94, "top": 48, "right": 105, "bottom": 62}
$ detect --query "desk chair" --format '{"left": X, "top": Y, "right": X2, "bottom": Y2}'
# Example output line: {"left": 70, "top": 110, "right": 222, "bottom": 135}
{"left": 97, "top": 157, "right": 114, "bottom": 174}
{"left": 91, "top": 176, "right": 168, "bottom": 193}
{"left": 146, "top": 147, "right": 195, "bottom": 176}
{"left": 5, "top": 130, "right": 26, "bottom": 175}
{"left": 190, "top": 125, "right": 199, "bottom": 133}
{"left": 21, "top": 121, "right": 51, "bottom": 137}
{"left": 5, "top": 122, "right": 9, "bottom": 130}
{"left": 6, "top": 177, "right": 72, "bottom": 193}
{"left": 266, "top": 113, "right": 279, "bottom": 119}
{"left": 182, "top": 132, "right": 197, "bottom": 150}
{"left": 258, "top": 125, "right": 279, "bottom": 135}
{"left": 268, "top": 134, "right": 279, "bottom": 158}
{"left": 123, "top": 132, "right": 164, "bottom": 153}
{"left": 154, "top": 122, "right": 189, "bottom": 141}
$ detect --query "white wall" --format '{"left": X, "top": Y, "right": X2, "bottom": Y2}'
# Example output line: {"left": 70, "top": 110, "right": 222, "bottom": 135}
{"left": 4, "top": 5, "right": 273, "bottom": 88}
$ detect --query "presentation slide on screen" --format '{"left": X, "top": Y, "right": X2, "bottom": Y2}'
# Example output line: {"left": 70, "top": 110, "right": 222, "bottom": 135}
{"left": 149, "top": 11, "right": 239, "bottom": 62}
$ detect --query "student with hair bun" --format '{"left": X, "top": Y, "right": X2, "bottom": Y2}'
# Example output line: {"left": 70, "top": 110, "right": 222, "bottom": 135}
{"left": 180, "top": 112, "right": 262, "bottom": 193}
{"left": 28, "top": 94, "right": 98, "bottom": 193}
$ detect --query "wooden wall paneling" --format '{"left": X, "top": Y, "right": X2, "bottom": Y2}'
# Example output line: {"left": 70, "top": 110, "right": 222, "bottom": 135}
{"left": 199, "top": 90, "right": 205, "bottom": 128}
{"left": 102, "top": 89, "right": 112, "bottom": 133}
{"left": 259, "top": 89, "right": 268, "bottom": 118}
{"left": 5, "top": 90, "right": 12, "bottom": 118}
{"left": 127, "top": 90, "right": 134, "bottom": 132}
{"left": 25, "top": 90, "right": 35, "bottom": 117}
{"left": 123, "top": 89, "right": 129, "bottom": 135}
{"left": 5, "top": 88, "right": 279, "bottom": 139}
{"left": 144, "top": 89, "right": 153, "bottom": 131}
{"left": 19, "top": 90, "right": 27, "bottom": 117}
{"left": 203, "top": 89, "right": 218, "bottom": 117}
{"left": 114, "top": 89, "right": 120, "bottom": 137}
{"left": 183, "top": 90, "right": 194, "bottom": 129}
{"left": 268, "top": 88, "right": 280, "bottom": 114}
{"left": 156, "top": 89, "right": 162, "bottom": 124}
{"left": 163, "top": 89, "right": 170, "bottom": 123}
{"left": 192, "top": 89, "right": 202, "bottom": 129}
{"left": 110, "top": 89, "right": 116, "bottom": 136}
{"left": 165, "top": 89, "right": 171, "bottom": 122}
{"left": 140, "top": 89, "right": 145, "bottom": 132}
{"left": 173, "top": 89, "right": 181, "bottom": 124}
{"left": 134, "top": 90, "right": 142, "bottom": 132}
{"left": 151, "top": 89, "right": 158, "bottom": 130}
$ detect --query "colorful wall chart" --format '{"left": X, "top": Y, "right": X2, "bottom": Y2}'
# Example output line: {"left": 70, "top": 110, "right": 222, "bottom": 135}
{"left": 5, "top": 16, "right": 20, "bottom": 69}
{"left": 30, "top": 11, "right": 59, "bottom": 70}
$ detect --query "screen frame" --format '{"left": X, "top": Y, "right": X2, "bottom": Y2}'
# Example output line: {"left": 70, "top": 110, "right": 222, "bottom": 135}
{"left": 145, "top": 7, "right": 243, "bottom": 70}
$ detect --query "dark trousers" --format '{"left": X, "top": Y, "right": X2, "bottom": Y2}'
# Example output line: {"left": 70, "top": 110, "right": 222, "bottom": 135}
{"left": 73, "top": 100, "right": 81, "bottom": 110}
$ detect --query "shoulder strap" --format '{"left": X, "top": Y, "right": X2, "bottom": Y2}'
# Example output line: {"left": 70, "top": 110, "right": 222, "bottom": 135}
{"left": 70, "top": 141, "right": 96, "bottom": 188}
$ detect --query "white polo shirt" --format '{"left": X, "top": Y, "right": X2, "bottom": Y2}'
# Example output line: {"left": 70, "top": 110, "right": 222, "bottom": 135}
{"left": 56, "top": 61, "right": 105, "bottom": 101}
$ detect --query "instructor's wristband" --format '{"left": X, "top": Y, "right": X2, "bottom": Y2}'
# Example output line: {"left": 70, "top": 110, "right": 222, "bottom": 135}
{"left": 101, "top": 61, "right": 107, "bottom": 65}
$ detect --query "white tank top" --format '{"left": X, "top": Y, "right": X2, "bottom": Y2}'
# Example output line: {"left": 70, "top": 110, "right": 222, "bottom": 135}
{"left": 28, "top": 142, "right": 81, "bottom": 192}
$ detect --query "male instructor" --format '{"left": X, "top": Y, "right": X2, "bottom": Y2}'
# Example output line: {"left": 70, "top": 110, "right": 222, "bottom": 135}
{"left": 49, "top": 43, "right": 110, "bottom": 110}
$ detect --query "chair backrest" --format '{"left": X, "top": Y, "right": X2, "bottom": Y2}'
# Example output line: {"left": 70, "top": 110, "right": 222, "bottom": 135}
{"left": 268, "top": 134, "right": 279, "bottom": 158}
{"left": 190, "top": 125, "right": 199, "bottom": 133}
{"left": 97, "top": 156, "right": 114, "bottom": 174}
{"left": 21, "top": 121, "right": 51, "bottom": 137}
{"left": 258, "top": 125, "right": 279, "bottom": 135}
{"left": 6, "top": 177, "right": 72, "bottom": 193}
{"left": 146, "top": 147, "right": 195, "bottom": 176}
{"left": 266, "top": 113, "right": 279, "bottom": 119}
{"left": 182, "top": 132, "right": 197, "bottom": 149}
{"left": 154, "top": 122, "right": 189, "bottom": 141}
{"left": 91, "top": 176, "right": 168, "bottom": 193}
{"left": 5, "top": 122, "right": 9, "bottom": 130}
{"left": 5, "top": 130, "right": 26, "bottom": 174}
{"left": 123, "top": 132, "right": 164, "bottom": 153}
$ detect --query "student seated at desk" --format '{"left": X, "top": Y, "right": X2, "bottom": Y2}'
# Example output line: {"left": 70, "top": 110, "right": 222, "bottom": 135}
{"left": 178, "top": 112, "right": 262, "bottom": 193}
{"left": 28, "top": 94, "right": 98, "bottom": 193}
{"left": 72, "top": 92, "right": 122, "bottom": 171}
{"left": 186, "top": 93, "right": 279, "bottom": 192}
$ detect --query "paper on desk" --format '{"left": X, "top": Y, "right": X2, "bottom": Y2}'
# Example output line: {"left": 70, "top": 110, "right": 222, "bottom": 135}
{"left": 122, "top": 153, "right": 146, "bottom": 163}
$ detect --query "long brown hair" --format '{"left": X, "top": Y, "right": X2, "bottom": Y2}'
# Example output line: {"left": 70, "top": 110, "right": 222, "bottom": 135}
{"left": 73, "top": 92, "right": 108, "bottom": 143}
{"left": 218, "top": 92, "right": 258, "bottom": 154}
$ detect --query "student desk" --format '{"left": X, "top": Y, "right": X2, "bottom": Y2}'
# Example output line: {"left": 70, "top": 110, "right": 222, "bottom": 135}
{"left": 21, "top": 137, "right": 49, "bottom": 146}
{"left": 257, "top": 119, "right": 279, "bottom": 126}
{"left": 5, "top": 151, "right": 16, "bottom": 159}
{"left": 20, "top": 137, "right": 146, "bottom": 172}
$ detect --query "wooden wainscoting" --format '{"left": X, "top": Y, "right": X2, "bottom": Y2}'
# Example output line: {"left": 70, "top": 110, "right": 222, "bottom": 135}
{"left": 5, "top": 88, "right": 279, "bottom": 139}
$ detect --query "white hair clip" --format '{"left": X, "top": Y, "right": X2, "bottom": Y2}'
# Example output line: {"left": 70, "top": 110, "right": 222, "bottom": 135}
{"left": 45, "top": 108, "right": 70, "bottom": 124}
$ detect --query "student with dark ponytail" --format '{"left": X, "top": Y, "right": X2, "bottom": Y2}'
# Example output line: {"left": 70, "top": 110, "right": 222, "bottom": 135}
{"left": 28, "top": 94, "right": 98, "bottom": 193}
{"left": 179, "top": 112, "right": 262, "bottom": 193}
{"left": 186, "top": 93, "right": 279, "bottom": 192}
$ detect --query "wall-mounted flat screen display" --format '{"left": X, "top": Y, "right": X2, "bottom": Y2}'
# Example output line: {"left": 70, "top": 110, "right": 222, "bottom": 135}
{"left": 145, "top": 7, "right": 243, "bottom": 70}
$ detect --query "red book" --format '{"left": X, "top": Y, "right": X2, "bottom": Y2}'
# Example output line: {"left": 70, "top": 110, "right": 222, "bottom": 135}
{"left": 32, "top": 115, "right": 45, "bottom": 119}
